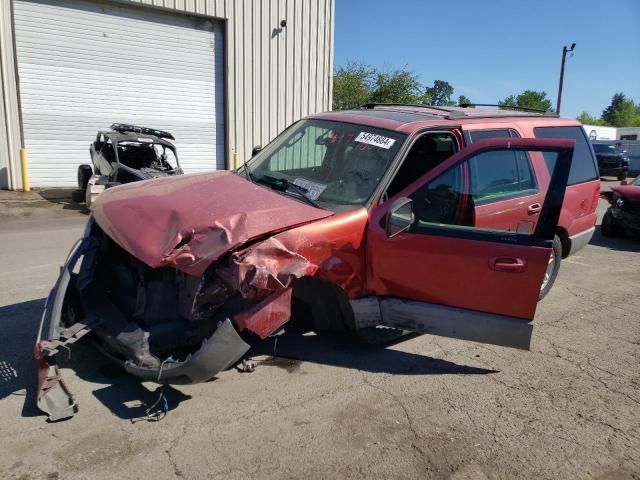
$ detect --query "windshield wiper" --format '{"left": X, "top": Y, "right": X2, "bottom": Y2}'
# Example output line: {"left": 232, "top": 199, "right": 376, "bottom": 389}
{"left": 241, "top": 159, "right": 254, "bottom": 183}
{"left": 256, "top": 174, "right": 320, "bottom": 208}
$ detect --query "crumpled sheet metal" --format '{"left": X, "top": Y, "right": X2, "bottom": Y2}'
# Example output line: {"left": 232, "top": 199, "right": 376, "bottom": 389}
{"left": 223, "top": 237, "right": 318, "bottom": 299}
{"left": 219, "top": 238, "right": 315, "bottom": 338}
{"left": 91, "top": 171, "right": 332, "bottom": 277}
{"left": 222, "top": 210, "right": 370, "bottom": 338}
{"left": 266, "top": 207, "right": 370, "bottom": 297}
{"left": 234, "top": 287, "right": 293, "bottom": 339}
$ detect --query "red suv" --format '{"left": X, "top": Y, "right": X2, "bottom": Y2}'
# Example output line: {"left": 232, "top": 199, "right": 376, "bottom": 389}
{"left": 36, "top": 105, "right": 597, "bottom": 420}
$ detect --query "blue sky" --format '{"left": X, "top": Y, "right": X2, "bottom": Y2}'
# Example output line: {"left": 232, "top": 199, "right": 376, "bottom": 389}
{"left": 334, "top": 0, "right": 640, "bottom": 119}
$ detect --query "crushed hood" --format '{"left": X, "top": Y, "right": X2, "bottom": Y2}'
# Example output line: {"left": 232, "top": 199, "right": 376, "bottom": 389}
{"left": 91, "top": 171, "right": 333, "bottom": 276}
{"left": 611, "top": 185, "right": 640, "bottom": 201}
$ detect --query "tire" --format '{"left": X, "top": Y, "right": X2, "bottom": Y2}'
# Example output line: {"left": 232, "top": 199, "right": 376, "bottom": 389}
{"left": 617, "top": 172, "right": 627, "bottom": 181}
{"left": 77, "top": 164, "right": 93, "bottom": 191}
{"left": 601, "top": 209, "right": 625, "bottom": 237}
{"left": 539, "top": 234, "right": 562, "bottom": 300}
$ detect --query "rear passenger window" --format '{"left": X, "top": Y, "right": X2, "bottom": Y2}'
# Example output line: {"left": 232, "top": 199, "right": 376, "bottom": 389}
{"left": 534, "top": 126, "right": 598, "bottom": 185}
{"left": 469, "top": 150, "right": 537, "bottom": 204}
{"left": 465, "top": 128, "right": 536, "bottom": 204}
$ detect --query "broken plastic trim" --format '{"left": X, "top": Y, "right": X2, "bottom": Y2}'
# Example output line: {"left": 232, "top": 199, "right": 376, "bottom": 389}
{"left": 123, "top": 319, "right": 249, "bottom": 384}
{"left": 35, "top": 223, "right": 92, "bottom": 421}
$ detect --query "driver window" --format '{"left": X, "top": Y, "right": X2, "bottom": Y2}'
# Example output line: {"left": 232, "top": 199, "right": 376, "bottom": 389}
{"left": 386, "top": 132, "right": 458, "bottom": 198}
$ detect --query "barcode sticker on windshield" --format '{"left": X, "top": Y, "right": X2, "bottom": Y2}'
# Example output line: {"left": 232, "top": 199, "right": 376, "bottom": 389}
{"left": 354, "top": 132, "right": 396, "bottom": 149}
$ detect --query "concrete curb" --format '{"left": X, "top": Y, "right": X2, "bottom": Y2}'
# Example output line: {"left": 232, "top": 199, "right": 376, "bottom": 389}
{"left": 0, "top": 188, "right": 89, "bottom": 219}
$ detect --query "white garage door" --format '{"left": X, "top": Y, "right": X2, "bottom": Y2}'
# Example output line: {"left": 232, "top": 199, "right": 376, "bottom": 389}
{"left": 13, "top": 0, "right": 225, "bottom": 187}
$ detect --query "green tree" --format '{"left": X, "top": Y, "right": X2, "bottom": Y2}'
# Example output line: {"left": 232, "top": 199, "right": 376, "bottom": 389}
{"left": 332, "top": 62, "right": 374, "bottom": 110}
{"left": 332, "top": 62, "right": 466, "bottom": 111}
{"left": 499, "top": 90, "right": 553, "bottom": 112}
{"left": 369, "top": 68, "right": 423, "bottom": 105}
{"left": 424, "top": 80, "right": 454, "bottom": 106}
{"left": 601, "top": 93, "right": 640, "bottom": 127}
{"left": 457, "top": 94, "right": 472, "bottom": 106}
{"left": 576, "top": 112, "right": 609, "bottom": 126}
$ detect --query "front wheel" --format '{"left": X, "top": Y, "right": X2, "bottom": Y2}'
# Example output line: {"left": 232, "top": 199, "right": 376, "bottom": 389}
{"left": 539, "top": 234, "right": 562, "bottom": 300}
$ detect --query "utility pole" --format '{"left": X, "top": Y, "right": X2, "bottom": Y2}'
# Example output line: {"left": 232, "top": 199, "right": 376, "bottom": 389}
{"left": 556, "top": 43, "right": 576, "bottom": 115}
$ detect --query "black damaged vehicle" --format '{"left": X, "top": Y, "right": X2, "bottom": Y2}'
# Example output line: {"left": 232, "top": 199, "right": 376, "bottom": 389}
{"left": 593, "top": 142, "right": 629, "bottom": 181}
{"left": 73, "top": 124, "right": 183, "bottom": 206}
{"left": 601, "top": 176, "right": 640, "bottom": 237}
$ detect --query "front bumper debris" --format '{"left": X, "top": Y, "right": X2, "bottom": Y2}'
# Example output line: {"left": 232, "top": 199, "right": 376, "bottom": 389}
{"left": 35, "top": 218, "right": 252, "bottom": 421}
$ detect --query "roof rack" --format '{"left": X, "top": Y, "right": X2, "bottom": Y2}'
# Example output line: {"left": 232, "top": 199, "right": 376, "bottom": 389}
{"left": 359, "top": 103, "right": 467, "bottom": 119}
{"left": 110, "top": 123, "right": 175, "bottom": 140}
{"left": 359, "top": 102, "right": 560, "bottom": 120}
{"left": 458, "top": 103, "right": 555, "bottom": 115}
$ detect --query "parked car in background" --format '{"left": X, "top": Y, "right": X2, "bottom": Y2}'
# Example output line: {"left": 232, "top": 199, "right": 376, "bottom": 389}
{"left": 37, "top": 105, "right": 588, "bottom": 421}
{"left": 73, "top": 124, "right": 182, "bottom": 206}
{"left": 593, "top": 142, "right": 629, "bottom": 180}
{"left": 601, "top": 176, "right": 640, "bottom": 237}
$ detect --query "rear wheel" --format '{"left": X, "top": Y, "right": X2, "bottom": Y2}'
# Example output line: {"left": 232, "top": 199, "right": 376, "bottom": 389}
{"left": 617, "top": 172, "right": 627, "bottom": 181}
{"left": 539, "top": 234, "right": 562, "bottom": 300}
{"left": 601, "top": 209, "right": 625, "bottom": 237}
{"left": 77, "top": 164, "right": 93, "bottom": 190}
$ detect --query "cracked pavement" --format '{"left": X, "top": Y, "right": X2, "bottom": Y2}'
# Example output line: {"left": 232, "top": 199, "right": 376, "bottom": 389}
{"left": 0, "top": 181, "right": 639, "bottom": 479}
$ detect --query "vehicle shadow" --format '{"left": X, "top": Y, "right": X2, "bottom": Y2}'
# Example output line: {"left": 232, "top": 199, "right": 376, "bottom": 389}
{"left": 0, "top": 298, "right": 45, "bottom": 416}
{"left": 247, "top": 330, "right": 497, "bottom": 376}
{"left": 589, "top": 225, "right": 640, "bottom": 252}
{"left": 38, "top": 188, "right": 89, "bottom": 215}
{"left": 0, "top": 297, "right": 495, "bottom": 421}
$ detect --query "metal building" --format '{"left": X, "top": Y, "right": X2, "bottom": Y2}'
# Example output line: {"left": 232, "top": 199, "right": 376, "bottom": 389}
{"left": 0, "top": 0, "right": 335, "bottom": 189}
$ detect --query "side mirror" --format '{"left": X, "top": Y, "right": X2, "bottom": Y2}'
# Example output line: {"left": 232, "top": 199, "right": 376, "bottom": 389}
{"left": 252, "top": 145, "right": 262, "bottom": 157}
{"left": 385, "top": 197, "right": 414, "bottom": 238}
{"left": 621, "top": 180, "right": 628, "bottom": 185}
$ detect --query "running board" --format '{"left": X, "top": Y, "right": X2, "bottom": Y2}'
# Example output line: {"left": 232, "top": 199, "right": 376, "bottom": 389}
{"left": 350, "top": 297, "right": 532, "bottom": 350}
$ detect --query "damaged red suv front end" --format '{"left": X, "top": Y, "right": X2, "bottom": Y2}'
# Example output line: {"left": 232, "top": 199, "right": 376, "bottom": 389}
{"left": 35, "top": 169, "right": 370, "bottom": 420}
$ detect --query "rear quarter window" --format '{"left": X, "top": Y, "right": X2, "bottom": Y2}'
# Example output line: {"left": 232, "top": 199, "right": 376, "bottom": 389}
{"left": 533, "top": 126, "right": 598, "bottom": 185}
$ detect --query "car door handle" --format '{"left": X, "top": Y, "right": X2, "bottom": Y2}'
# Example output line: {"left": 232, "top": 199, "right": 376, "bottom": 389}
{"left": 489, "top": 256, "right": 527, "bottom": 273}
{"left": 527, "top": 203, "right": 542, "bottom": 215}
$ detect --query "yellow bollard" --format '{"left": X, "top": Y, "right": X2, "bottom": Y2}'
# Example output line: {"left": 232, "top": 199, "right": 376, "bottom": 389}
{"left": 232, "top": 151, "right": 240, "bottom": 171}
{"left": 20, "top": 148, "right": 30, "bottom": 192}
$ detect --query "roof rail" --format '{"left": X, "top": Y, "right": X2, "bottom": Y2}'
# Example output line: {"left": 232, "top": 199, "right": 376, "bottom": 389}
{"left": 359, "top": 103, "right": 468, "bottom": 119}
{"left": 458, "top": 103, "right": 555, "bottom": 115}
{"left": 110, "top": 123, "right": 175, "bottom": 140}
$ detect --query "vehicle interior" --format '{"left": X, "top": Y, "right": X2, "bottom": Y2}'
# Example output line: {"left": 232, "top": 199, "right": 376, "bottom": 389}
{"left": 92, "top": 135, "right": 179, "bottom": 183}
{"left": 385, "top": 131, "right": 458, "bottom": 198}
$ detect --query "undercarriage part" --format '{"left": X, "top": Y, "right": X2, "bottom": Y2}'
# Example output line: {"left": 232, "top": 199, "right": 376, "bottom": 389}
{"left": 82, "top": 284, "right": 161, "bottom": 368}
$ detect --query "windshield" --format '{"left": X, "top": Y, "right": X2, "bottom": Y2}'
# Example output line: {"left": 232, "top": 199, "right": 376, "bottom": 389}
{"left": 632, "top": 176, "right": 640, "bottom": 186}
{"left": 593, "top": 143, "right": 617, "bottom": 153}
{"left": 244, "top": 119, "right": 406, "bottom": 209}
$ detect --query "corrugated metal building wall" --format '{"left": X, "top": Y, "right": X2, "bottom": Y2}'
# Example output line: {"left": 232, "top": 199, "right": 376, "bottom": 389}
{"left": 0, "top": 0, "right": 334, "bottom": 189}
